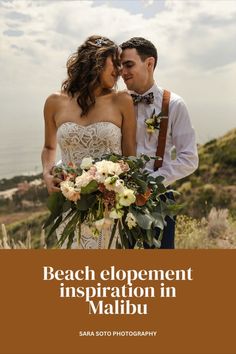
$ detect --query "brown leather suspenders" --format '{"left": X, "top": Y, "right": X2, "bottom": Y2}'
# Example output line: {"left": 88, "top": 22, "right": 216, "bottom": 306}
{"left": 154, "top": 89, "right": 170, "bottom": 171}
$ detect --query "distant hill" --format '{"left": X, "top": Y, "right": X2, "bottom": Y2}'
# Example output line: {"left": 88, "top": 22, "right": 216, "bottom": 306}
{"left": 0, "top": 173, "right": 43, "bottom": 191}
{"left": 174, "top": 128, "right": 236, "bottom": 218}
{"left": 1, "top": 129, "right": 236, "bottom": 220}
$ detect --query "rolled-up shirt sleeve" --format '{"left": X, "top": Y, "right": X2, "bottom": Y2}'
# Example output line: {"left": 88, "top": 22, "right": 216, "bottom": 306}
{"left": 150, "top": 98, "right": 199, "bottom": 186}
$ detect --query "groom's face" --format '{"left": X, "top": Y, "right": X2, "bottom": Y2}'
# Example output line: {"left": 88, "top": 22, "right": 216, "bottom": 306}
{"left": 121, "top": 48, "right": 149, "bottom": 93}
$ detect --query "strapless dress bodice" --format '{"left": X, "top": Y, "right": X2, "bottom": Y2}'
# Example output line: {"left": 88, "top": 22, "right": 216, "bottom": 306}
{"left": 57, "top": 121, "right": 122, "bottom": 165}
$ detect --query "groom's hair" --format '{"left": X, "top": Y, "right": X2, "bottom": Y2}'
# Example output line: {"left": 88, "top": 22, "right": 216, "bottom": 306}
{"left": 120, "top": 37, "right": 158, "bottom": 69}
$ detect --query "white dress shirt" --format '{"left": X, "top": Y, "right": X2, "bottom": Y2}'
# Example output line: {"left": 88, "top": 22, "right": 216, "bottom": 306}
{"left": 130, "top": 83, "right": 198, "bottom": 186}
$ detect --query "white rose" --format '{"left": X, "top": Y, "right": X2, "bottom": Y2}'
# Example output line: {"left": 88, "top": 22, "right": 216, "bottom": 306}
{"left": 104, "top": 176, "right": 118, "bottom": 190}
{"left": 112, "top": 163, "right": 123, "bottom": 176}
{"left": 75, "top": 171, "right": 93, "bottom": 188}
{"left": 95, "top": 160, "right": 123, "bottom": 182}
{"left": 125, "top": 212, "right": 137, "bottom": 229}
{"left": 109, "top": 208, "right": 124, "bottom": 219}
{"left": 104, "top": 176, "right": 125, "bottom": 194}
{"left": 113, "top": 179, "right": 125, "bottom": 194}
{"left": 60, "top": 180, "right": 80, "bottom": 202}
{"left": 80, "top": 157, "right": 93, "bottom": 170}
{"left": 118, "top": 188, "right": 136, "bottom": 206}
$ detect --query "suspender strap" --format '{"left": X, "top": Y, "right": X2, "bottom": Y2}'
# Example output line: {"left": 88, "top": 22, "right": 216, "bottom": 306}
{"left": 154, "top": 89, "right": 170, "bottom": 171}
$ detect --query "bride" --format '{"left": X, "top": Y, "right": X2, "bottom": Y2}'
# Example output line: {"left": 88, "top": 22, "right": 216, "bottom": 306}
{"left": 41, "top": 35, "right": 136, "bottom": 249}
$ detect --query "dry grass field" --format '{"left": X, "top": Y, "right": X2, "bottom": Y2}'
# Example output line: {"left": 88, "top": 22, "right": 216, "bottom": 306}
{"left": 1, "top": 207, "right": 235, "bottom": 249}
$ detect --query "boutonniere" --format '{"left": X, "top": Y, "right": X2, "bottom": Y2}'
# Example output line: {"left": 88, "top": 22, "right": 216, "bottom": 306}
{"left": 144, "top": 109, "right": 163, "bottom": 134}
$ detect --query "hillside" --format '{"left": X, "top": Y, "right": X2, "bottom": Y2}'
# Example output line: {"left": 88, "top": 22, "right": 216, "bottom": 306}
{"left": 174, "top": 128, "right": 236, "bottom": 218}
{"left": 0, "top": 128, "right": 236, "bottom": 247}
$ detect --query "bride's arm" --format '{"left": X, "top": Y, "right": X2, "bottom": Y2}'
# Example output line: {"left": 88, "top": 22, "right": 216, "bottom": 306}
{"left": 41, "top": 94, "right": 61, "bottom": 194}
{"left": 117, "top": 92, "right": 136, "bottom": 156}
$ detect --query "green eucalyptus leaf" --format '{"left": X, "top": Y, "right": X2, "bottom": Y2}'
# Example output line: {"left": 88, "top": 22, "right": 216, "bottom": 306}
{"left": 80, "top": 180, "right": 98, "bottom": 194}
{"left": 108, "top": 219, "right": 118, "bottom": 249}
{"left": 66, "top": 230, "right": 76, "bottom": 249}
{"left": 154, "top": 175, "right": 165, "bottom": 184}
{"left": 131, "top": 209, "right": 153, "bottom": 230}
{"left": 76, "top": 194, "right": 96, "bottom": 210}
{"left": 63, "top": 200, "right": 73, "bottom": 213}
{"left": 118, "top": 221, "right": 130, "bottom": 249}
{"left": 142, "top": 155, "right": 151, "bottom": 162}
{"left": 165, "top": 203, "right": 184, "bottom": 218}
{"left": 57, "top": 211, "right": 79, "bottom": 246}
{"left": 108, "top": 154, "right": 120, "bottom": 162}
{"left": 46, "top": 215, "right": 63, "bottom": 239}
{"left": 156, "top": 183, "right": 167, "bottom": 194}
{"left": 43, "top": 212, "right": 58, "bottom": 229}
{"left": 151, "top": 212, "right": 165, "bottom": 230}
{"left": 135, "top": 178, "right": 148, "bottom": 192}
{"left": 146, "top": 229, "right": 154, "bottom": 247}
{"left": 47, "top": 192, "right": 65, "bottom": 213}
{"left": 153, "top": 238, "right": 162, "bottom": 248}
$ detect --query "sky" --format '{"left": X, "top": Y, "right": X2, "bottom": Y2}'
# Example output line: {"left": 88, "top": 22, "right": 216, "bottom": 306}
{"left": 0, "top": 0, "right": 236, "bottom": 177}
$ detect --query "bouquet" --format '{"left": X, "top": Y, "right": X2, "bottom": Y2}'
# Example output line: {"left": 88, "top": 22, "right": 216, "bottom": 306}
{"left": 44, "top": 154, "right": 179, "bottom": 249}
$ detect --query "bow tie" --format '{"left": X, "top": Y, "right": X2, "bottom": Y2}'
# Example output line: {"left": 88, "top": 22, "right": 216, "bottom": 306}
{"left": 131, "top": 92, "right": 154, "bottom": 105}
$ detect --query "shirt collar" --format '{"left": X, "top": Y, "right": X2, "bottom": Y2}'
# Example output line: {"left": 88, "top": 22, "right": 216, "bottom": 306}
{"left": 129, "top": 82, "right": 158, "bottom": 96}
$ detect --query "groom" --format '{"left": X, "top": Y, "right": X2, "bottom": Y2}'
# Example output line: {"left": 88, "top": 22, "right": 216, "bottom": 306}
{"left": 120, "top": 37, "right": 198, "bottom": 249}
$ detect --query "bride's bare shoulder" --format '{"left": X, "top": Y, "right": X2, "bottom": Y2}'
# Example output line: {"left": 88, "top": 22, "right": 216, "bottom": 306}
{"left": 113, "top": 90, "right": 133, "bottom": 104}
{"left": 45, "top": 91, "right": 69, "bottom": 104}
{"left": 114, "top": 90, "right": 132, "bottom": 101}
{"left": 44, "top": 91, "right": 70, "bottom": 112}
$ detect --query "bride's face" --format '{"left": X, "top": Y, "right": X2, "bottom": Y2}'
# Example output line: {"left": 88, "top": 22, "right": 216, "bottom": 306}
{"left": 99, "top": 55, "right": 120, "bottom": 89}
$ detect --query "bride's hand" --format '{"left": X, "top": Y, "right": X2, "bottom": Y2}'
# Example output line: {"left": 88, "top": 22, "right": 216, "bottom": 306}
{"left": 43, "top": 172, "right": 62, "bottom": 194}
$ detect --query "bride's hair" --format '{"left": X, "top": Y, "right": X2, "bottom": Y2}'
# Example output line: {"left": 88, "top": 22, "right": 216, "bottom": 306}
{"left": 62, "top": 35, "right": 120, "bottom": 116}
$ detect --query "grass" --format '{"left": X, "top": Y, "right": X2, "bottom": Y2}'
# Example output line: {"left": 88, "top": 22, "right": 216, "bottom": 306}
{"left": 1, "top": 208, "right": 235, "bottom": 249}
{"left": 0, "top": 223, "right": 46, "bottom": 249}
{"left": 0, "top": 210, "right": 49, "bottom": 249}
{"left": 175, "top": 208, "right": 236, "bottom": 249}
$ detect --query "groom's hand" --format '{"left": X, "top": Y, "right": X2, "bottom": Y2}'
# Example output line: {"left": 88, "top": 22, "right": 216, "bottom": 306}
{"left": 43, "top": 172, "right": 62, "bottom": 194}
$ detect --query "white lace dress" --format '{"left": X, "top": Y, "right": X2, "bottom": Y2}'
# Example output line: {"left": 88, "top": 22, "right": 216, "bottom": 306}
{"left": 56, "top": 121, "right": 122, "bottom": 249}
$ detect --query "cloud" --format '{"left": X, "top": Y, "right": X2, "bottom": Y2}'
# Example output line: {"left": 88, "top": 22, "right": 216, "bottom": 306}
{"left": 3, "top": 29, "right": 24, "bottom": 36}
{"left": 92, "top": 0, "right": 166, "bottom": 18}
{"left": 0, "top": 0, "right": 235, "bottom": 146}
{"left": 6, "top": 10, "right": 31, "bottom": 22}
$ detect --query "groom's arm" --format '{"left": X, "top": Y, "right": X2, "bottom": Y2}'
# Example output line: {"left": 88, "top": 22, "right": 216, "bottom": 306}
{"left": 150, "top": 98, "right": 198, "bottom": 186}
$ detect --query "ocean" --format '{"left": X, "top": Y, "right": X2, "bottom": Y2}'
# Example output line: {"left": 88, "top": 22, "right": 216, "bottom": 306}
{"left": 0, "top": 124, "right": 60, "bottom": 180}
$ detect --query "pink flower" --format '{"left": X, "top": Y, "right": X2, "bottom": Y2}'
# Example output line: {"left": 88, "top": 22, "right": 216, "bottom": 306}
{"left": 118, "top": 160, "right": 130, "bottom": 172}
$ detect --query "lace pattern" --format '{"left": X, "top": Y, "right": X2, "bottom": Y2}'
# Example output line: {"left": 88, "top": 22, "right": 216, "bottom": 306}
{"left": 56, "top": 122, "right": 122, "bottom": 249}
{"left": 57, "top": 122, "right": 122, "bottom": 165}
{"left": 57, "top": 220, "right": 119, "bottom": 250}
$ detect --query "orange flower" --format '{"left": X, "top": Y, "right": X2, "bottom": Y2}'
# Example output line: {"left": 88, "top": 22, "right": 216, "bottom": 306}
{"left": 135, "top": 188, "right": 152, "bottom": 206}
{"left": 68, "top": 161, "right": 77, "bottom": 168}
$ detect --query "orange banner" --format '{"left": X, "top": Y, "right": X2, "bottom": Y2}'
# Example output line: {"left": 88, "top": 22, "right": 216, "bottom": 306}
{"left": 0, "top": 250, "right": 235, "bottom": 354}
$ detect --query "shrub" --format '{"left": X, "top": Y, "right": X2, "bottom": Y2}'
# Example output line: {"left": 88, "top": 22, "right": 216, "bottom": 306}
{"left": 206, "top": 208, "right": 229, "bottom": 238}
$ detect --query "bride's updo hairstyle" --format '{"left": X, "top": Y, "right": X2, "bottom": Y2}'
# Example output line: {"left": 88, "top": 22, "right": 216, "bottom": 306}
{"left": 62, "top": 35, "right": 120, "bottom": 116}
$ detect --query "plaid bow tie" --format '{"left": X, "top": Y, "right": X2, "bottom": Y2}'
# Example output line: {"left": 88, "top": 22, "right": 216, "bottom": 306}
{"left": 131, "top": 92, "right": 154, "bottom": 105}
